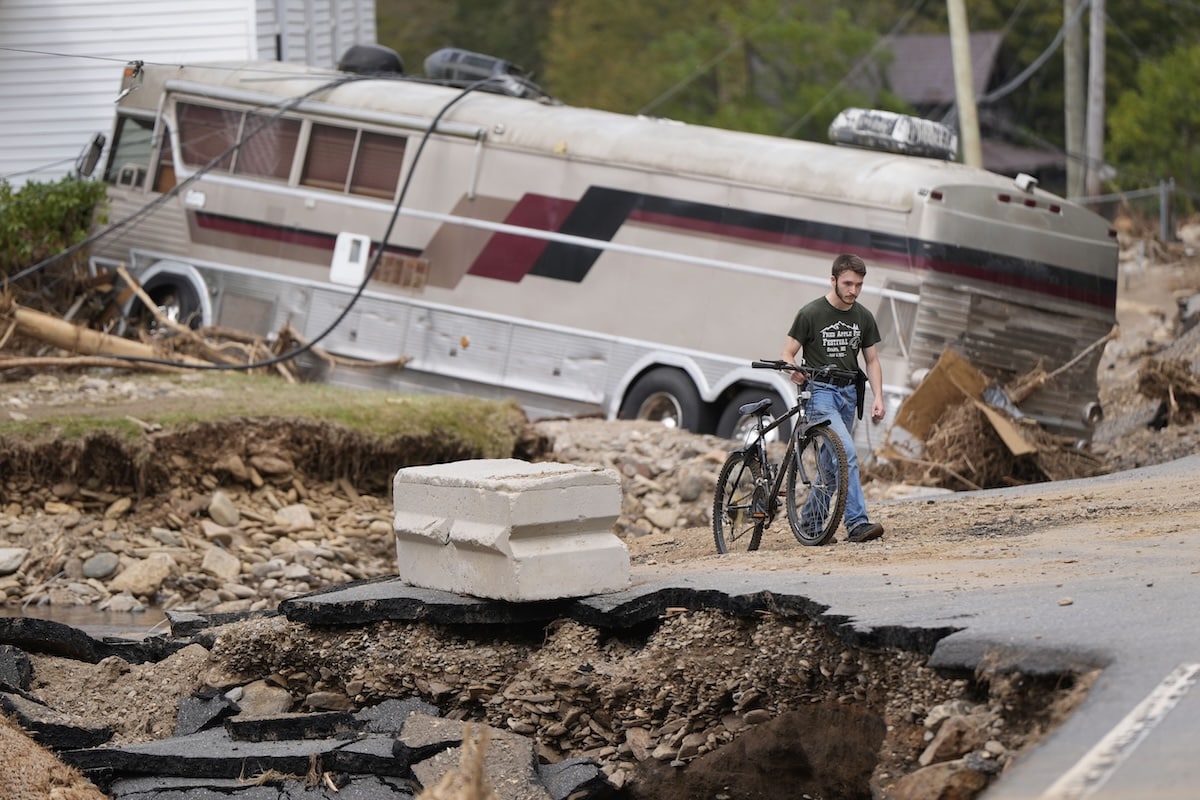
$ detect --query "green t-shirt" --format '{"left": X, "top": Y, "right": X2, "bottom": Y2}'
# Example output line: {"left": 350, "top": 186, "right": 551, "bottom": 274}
{"left": 786, "top": 296, "right": 882, "bottom": 373}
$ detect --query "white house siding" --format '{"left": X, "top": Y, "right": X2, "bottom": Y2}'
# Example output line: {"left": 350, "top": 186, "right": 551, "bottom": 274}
{"left": 0, "top": 0, "right": 376, "bottom": 187}
{"left": 279, "top": 0, "right": 375, "bottom": 68}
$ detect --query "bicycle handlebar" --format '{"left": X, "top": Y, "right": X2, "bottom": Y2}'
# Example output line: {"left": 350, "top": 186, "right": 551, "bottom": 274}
{"left": 751, "top": 359, "right": 853, "bottom": 382}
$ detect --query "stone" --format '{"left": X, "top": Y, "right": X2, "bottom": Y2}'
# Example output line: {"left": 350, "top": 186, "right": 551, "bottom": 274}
{"left": 273, "top": 503, "right": 315, "bottom": 532}
{"left": 208, "top": 490, "right": 240, "bottom": 527}
{"left": 392, "top": 459, "right": 630, "bottom": 601}
{"left": 201, "top": 546, "right": 242, "bottom": 582}
{"left": 0, "top": 548, "right": 28, "bottom": 575}
{"left": 104, "top": 496, "right": 132, "bottom": 519}
{"left": 82, "top": 551, "right": 120, "bottom": 579}
{"left": 108, "top": 552, "right": 175, "bottom": 597}
{"left": 235, "top": 679, "right": 294, "bottom": 717}
{"left": 891, "top": 757, "right": 990, "bottom": 800}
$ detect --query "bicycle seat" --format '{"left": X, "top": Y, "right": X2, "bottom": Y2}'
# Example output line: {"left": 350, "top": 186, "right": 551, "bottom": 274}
{"left": 738, "top": 398, "right": 773, "bottom": 416}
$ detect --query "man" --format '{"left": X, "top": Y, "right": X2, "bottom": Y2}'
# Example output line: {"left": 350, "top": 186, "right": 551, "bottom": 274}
{"left": 781, "top": 253, "right": 885, "bottom": 543}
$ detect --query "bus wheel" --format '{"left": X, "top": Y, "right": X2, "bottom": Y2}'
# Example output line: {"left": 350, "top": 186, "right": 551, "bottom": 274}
{"left": 717, "top": 388, "right": 793, "bottom": 442}
{"left": 619, "top": 368, "right": 704, "bottom": 432}
{"left": 130, "top": 274, "right": 204, "bottom": 331}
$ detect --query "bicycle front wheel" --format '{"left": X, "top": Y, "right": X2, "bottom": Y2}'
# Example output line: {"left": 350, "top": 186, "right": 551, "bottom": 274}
{"left": 713, "top": 451, "right": 765, "bottom": 553}
{"left": 785, "top": 425, "right": 848, "bottom": 546}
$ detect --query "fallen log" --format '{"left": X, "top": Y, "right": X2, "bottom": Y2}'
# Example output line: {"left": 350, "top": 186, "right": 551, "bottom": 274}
{"left": 0, "top": 297, "right": 210, "bottom": 367}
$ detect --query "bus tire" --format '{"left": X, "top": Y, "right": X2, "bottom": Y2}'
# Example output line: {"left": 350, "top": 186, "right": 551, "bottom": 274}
{"left": 129, "top": 272, "right": 205, "bottom": 331}
{"left": 717, "top": 387, "right": 793, "bottom": 442}
{"left": 619, "top": 368, "right": 705, "bottom": 432}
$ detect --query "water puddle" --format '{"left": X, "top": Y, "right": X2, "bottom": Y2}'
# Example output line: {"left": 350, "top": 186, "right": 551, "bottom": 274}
{"left": 1, "top": 606, "right": 169, "bottom": 640}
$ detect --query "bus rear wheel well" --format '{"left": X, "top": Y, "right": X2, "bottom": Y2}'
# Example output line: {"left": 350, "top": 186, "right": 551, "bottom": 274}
{"left": 618, "top": 367, "right": 712, "bottom": 434}
{"left": 123, "top": 265, "right": 209, "bottom": 332}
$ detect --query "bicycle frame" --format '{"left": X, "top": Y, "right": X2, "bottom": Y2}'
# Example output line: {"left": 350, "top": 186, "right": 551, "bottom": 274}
{"left": 735, "top": 387, "right": 832, "bottom": 525}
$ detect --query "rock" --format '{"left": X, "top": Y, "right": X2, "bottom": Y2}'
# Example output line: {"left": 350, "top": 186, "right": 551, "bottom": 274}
{"left": 104, "top": 497, "right": 132, "bottom": 519}
{"left": 107, "top": 553, "right": 175, "bottom": 597}
{"left": 250, "top": 454, "right": 293, "bottom": 476}
{"left": 891, "top": 757, "right": 990, "bottom": 800}
{"left": 200, "top": 547, "right": 241, "bottom": 583}
{"left": 0, "top": 548, "right": 28, "bottom": 575}
{"left": 82, "top": 551, "right": 120, "bottom": 579}
{"left": 235, "top": 679, "right": 294, "bottom": 717}
{"left": 273, "top": 503, "right": 314, "bottom": 532}
{"left": 919, "top": 712, "right": 997, "bottom": 766}
{"left": 207, "top": 491, "right": 240, "bottom": 527}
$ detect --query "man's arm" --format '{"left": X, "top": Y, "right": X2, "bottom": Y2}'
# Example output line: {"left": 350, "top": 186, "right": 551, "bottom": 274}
{"left": 862, "top": 343, "right": 885, "bottom": 422}
{"left": 782, "top": 335, "right": 805, "bottom": 385}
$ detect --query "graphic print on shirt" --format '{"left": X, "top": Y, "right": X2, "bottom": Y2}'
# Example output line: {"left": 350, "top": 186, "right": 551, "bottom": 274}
{"left": 821, "top": 321, "right": 862, "bottom": 359}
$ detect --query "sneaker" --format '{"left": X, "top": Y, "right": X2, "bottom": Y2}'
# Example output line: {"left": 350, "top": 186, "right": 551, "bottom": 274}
{"left": 847, "top": 522, "right": 884, "bottom": 543}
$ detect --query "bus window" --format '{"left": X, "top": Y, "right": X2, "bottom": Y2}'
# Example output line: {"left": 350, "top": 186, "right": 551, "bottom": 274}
{"left": 302, "top": 123, "right": 406, "bottom": 198}
{"left": 103, "top": 115, "right": 154, "bottom": 188}
{"left": 235, "top": 112, "right": 301, "bottom": 180}
{"left": 302, "top": 123, "right": 355, "bottom": 192}
{"left": 178, "top": 102, "right": 238, "bottom": 172}
{"left": 350, "top": 130, "right": 406, "bottom": 199}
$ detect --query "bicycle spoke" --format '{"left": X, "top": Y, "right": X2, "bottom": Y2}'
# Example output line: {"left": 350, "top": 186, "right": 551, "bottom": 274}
{"left": 713, "top": 451, "right": 765, "bottom": 553}
{"left": 785, "top": 425, "right": 848, "bottom": 546}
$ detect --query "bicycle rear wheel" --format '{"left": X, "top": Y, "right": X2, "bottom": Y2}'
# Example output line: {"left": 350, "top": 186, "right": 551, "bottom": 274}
{"left": 713, "top": 451, "right": 766, "bottom": 553}
{"left": 785, "top": 425, "right": 848, "bottom": 546}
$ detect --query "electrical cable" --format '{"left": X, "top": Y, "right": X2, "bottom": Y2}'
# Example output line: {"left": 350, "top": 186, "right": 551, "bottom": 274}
{"left": 974, "top": 0, "right": 1091, "bottom": 107}
{"left": 0, "top": 157, "right": 80, "bottom": 182}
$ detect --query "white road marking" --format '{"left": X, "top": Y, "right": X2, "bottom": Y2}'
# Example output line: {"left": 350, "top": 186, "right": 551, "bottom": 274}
{"left": 1040, "top": 662, "right": 1200, "bottom": 799}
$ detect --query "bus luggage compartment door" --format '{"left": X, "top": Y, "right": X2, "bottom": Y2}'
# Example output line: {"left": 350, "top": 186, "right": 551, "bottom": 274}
{"left": 407, "top": 308, "right": 512, "bottom": 386}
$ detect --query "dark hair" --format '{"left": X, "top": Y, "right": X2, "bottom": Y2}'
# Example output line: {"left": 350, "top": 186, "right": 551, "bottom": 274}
{"left": 831, "top": 253, "right": 867, "bottom": 277}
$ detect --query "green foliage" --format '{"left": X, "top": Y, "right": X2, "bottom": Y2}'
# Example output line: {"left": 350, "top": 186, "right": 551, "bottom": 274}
{"left": 1108, "top": 44, "right": 1200, "bottom": 213}
{"left": 374, "top": 0, "right": 553, "bottom": 80}
{"left": 543, "top": 0, "right": 898, "bottom": 141}
{"left": 0, "top": 176, "right": 108, "bottom": 308}
{"left": 0, "top": 176, "right": 106, "bottom": 272}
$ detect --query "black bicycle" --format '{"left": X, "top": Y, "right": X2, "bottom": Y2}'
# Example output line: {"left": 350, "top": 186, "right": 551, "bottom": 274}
{"left": 712, "top": 360, "right": 851, "bottom": 552}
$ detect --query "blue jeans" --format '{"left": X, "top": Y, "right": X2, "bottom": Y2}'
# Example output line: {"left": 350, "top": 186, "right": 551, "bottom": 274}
{"left": 805, "top": 382, "right": 869, "bottom": 531}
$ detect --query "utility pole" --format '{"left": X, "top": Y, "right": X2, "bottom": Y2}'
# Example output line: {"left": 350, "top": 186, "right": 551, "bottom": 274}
{"left": 1064, "top": 0, "right": 1085, "bottom": 199}
{"left": 1085, "top": 0, "right": 1106, "bottom": 199}
{"left": 947, "top": 0, "right": 983, "bottom": 167}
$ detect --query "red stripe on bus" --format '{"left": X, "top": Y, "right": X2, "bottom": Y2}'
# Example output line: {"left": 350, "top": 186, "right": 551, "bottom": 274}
{"left": 468, "top": 194, "right": 580, "bottom": 281}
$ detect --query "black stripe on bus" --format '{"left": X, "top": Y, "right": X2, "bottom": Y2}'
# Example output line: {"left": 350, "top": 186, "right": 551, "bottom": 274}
{"left": 522, "top": 187, "right": 1115, "bottom": 309}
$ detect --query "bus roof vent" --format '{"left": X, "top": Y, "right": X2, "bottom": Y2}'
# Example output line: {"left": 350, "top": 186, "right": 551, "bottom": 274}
{"left": 423, "top": 47, "right": 540, "bottom": 98}
{"left": 337, "top": 44, "right": 404, "bottom": 76}
{"left": 828, "top": 108, "right": 958, "bottom": 161}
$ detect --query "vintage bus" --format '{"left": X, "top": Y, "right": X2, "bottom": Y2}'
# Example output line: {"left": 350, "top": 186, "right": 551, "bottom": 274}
{"left": 90, "top": 49, "right": 1118, "bottom": 448}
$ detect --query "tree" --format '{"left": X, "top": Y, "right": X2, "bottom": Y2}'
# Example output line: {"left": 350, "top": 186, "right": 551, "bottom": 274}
{"left": 1108, "top": 44, "right": 1200, "bottom": 212}
{"left": 374, "top": 0, "right": 553, "bottom": 80}
{"left": 544, "top": 0, "right": 900, "bottom": 141}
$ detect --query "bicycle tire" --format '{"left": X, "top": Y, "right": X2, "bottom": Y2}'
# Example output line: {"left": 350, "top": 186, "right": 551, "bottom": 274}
{"left": 713, "top": 451, "right": 765, "bottom": 553}
{"left": 785, "top": 425, "right": 848, "bottom": 546}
